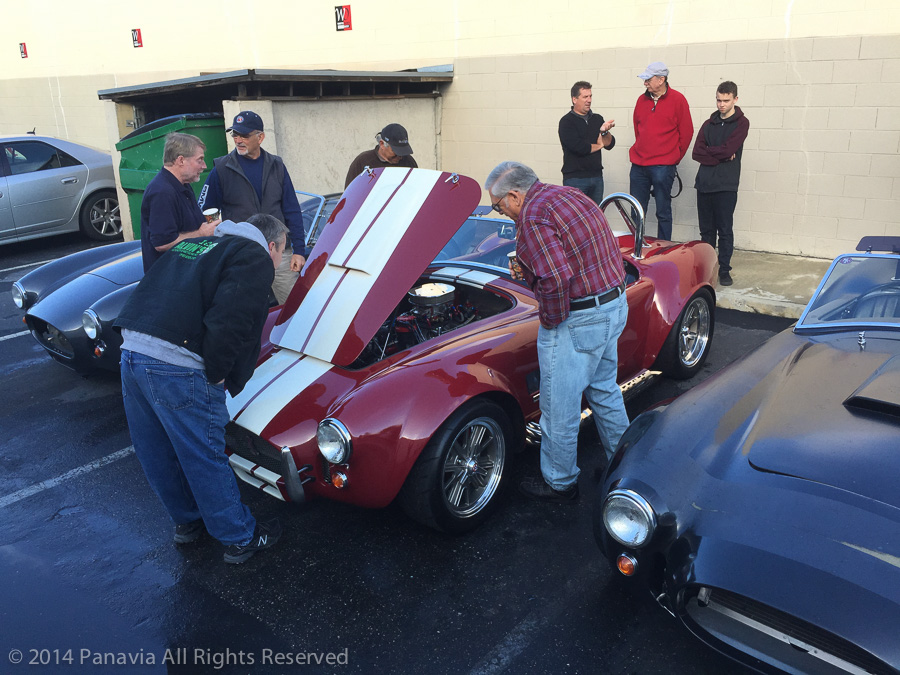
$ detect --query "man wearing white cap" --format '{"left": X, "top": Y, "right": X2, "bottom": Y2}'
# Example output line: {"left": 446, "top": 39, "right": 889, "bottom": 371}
{"left": 629, "top": 62, "right": 693, "bottom": 241}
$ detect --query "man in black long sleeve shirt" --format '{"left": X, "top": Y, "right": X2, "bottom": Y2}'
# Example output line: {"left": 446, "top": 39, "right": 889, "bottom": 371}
{"left": 558, "top": 81, "right": 616, "bottom": 204}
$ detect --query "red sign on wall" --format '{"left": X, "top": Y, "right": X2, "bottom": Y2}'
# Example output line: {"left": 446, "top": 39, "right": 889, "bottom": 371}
{"left": 20, "top": 43, "right": 27, "bottom": 58}
{"left": 132, "top": 29, "right": 143, "bottom": 48}
{"left": 335, "top": 5, "right": 352, "bottom": 31}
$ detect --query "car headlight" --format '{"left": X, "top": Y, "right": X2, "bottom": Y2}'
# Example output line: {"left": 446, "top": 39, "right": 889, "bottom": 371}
{"left": 602, "top": 489, "right": 657, "bottom": 548}
{"left": 317, "top": 418, "right": 352, "bottom": 464}
{"left": 12, "top": 282, "right": 30, "bottom": 310}
{"left": 82, "top": 309, "right": 102, "bottom": 341}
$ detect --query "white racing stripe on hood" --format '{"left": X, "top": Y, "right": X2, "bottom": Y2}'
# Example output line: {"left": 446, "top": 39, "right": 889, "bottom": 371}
{"left": 227, "top": 350, "right": 333, "bottom": 435}
{"left": 274, "top": 169, "right": 441, "bottom": 363}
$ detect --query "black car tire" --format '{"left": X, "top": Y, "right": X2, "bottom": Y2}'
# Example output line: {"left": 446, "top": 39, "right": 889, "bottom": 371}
{"left": 79, "top": 190, "right": 122, "bottom": 241}
{"left": 655, "top": 288, "right": 714, "bottom": 380}
{"left": 400, "top": 399, "right": 512, "bottom": 534}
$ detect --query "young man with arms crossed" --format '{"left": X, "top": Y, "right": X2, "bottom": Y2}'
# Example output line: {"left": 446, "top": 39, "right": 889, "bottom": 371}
{"left": 692, "top": 81, "right": 749, "bottom": 287}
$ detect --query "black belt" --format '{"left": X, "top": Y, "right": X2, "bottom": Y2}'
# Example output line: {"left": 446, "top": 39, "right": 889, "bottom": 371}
{"left": 570, "top": 284, "right": 625, "bottom": 311}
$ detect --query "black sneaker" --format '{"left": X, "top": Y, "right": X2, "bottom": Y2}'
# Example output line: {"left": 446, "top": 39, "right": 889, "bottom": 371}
{"left": 519, "top": 476, "right": 579, "bottom": 503}
{"left": 223, "top": 519, "right": 281, "bottom": 564}
{"left": 173, "top": 519, "right": 204, "bottom": 545}
{"left": 719, "top": 271, "right": 733, "bottom": 286}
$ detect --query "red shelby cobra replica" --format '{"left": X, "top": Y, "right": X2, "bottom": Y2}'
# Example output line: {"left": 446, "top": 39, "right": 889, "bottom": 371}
{"left": 225, "top": 168, "right": 718, "bottom": 532}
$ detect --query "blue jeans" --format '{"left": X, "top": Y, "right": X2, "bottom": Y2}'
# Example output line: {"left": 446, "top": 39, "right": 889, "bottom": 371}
{"left": 120, "top": 349, "right": 256, "bottom": 546}
{"left": 537, "top": 292, "right": 630, "bottom": 490}
{"left": 563, "top": 175, "right": 604, "bottom": 205}
{"left": 630, "top": 164, "right": 676, "bottom": 240}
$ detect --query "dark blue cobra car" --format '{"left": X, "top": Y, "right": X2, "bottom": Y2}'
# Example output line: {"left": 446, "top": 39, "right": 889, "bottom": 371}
{"left": 11, "top": 192, "right": 338, "bottom": 375}
{"left": 595, "top": 236, "right": 900, "bottom": 675}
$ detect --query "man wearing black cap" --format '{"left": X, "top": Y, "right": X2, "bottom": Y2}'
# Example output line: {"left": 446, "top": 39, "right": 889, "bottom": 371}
{"left": 344, "top": 123, "right": 418, "bottom": 188}
{"left": 199, "top": 110, "right": 306, "bottom": 305}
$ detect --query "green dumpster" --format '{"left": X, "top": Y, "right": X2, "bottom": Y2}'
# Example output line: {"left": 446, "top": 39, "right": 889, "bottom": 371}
{"left": 115, "top": 113, "right": 227, "bottom": 239}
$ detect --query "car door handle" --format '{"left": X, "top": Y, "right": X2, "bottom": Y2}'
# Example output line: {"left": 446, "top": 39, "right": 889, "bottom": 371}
{"left": 61, "top": 177, "right": 78, "bottom": 184}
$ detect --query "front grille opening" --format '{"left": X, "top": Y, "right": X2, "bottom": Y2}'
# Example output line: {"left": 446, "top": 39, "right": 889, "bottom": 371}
{"left": 224, "top": 422, "right": 283, "bottom": 476}
{"left": 29, "top": 318, "right": 74, "bottom": 358}
{"left": 684, "top": 587, "right": 892, "bottom": 675}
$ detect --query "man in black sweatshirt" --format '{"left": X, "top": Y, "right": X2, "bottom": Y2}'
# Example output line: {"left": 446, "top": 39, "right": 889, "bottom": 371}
{"left": 692, "top": 81, "right": 750, "bottom": 286}
{"left": 116, "top": 214, "right": 287, "bottom": 564}
{"left": 558, "top": 81, "right": 616, "bottom": 204}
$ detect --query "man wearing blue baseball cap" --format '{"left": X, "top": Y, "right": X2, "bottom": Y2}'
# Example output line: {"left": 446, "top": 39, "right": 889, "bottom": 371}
{"left": 629, "top": 62, "right": 693, "bottom": 241}
{"left": 199, "top": 110, "right": 306, "bottom": 305}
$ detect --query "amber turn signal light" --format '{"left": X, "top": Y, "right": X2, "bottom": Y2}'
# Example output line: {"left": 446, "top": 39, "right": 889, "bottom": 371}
{"left": 331, "top": 471, "right": 348, "bottom": 489}
{"left": 617, "top": 553, "right": 638, "bottom": 576}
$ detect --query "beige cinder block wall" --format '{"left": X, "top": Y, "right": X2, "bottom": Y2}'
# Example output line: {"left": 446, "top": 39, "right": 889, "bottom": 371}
{"left": 3, "top": 1, "right": 899, "bottom": 257}
{"left": 442, "top": 35, "right": 900, "bottom": 259}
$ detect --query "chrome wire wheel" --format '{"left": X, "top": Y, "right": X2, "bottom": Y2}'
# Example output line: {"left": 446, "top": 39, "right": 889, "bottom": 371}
{"left": 441, "top": 416, "right": 506, "bottom": 518}
{"left": 679, "top": 295, "right": 712, "bottom": 368}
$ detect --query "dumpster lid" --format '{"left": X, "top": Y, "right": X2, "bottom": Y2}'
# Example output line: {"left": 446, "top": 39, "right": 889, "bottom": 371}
{"left": 118, "top": 113, "right": 224, "bottom": 143}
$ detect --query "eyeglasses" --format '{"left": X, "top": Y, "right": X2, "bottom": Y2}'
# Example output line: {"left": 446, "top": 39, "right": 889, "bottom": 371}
{"left": 230, "top": 131, "right": 260, "bottom": 139}
{"left": 491, "top": 200, "right": 504, "bottom": 214}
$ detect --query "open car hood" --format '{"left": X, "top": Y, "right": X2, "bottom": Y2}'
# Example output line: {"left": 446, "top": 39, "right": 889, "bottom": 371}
{"left": 271, "top": 167, "right": 482, "bottom": 366}
{"left": 734, "top": 338, "right": 900, "bottom": 510}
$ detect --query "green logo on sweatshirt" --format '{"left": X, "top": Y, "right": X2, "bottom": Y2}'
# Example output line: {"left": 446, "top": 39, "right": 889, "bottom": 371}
{"left": 173, "top": 240, "right": 218, "bottom": 260}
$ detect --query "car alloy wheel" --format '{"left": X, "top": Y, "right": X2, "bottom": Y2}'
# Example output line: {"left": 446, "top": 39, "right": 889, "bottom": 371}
{"left": 441, "top": 415, "right": 506, "bottom": 519}
{"left": 400, "top": 399, "right": 512, "bottom": 533}
{"left": 80, "top": 190, "right": 122, "bottom": 241}
{"left": 655, "top": 288, "right": 714, "bottom": 379}
{"left": 678, "top": 294, "right": 712, "bottom": 369}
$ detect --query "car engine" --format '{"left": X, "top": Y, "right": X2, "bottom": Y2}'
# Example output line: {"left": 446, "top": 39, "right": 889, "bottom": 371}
{"left": 350, "top": 280, "right": 515, "bottom": 369}
{"left": 351, "top": 282, "right": 476, "bottom": 368}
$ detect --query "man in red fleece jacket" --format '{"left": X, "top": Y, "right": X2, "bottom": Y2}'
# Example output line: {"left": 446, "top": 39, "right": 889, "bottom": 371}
{"left": 629, "top": 62, "right": 693, "bottom": 241}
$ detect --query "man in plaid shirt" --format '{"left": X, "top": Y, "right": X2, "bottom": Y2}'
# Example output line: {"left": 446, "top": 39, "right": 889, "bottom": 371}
{"left": 484, "top": 161, "right": 630, "bottom": 503}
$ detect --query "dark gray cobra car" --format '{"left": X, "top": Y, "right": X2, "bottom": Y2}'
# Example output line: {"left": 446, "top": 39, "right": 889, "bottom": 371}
{"left": 594, "top": 236, "right": 900, "bottom": 675}
{"left": 2, "top": 135, "right": 121, "bottom": 245}
{"left": 11, "top": 192, "right": 338, "bottom": 375}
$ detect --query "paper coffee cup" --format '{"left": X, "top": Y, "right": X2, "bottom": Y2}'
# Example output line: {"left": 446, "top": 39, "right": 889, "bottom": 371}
{"left": 203, "top": 208, "right": 221, "bottom": 223}
{"left": 507, "top": 251, "right": 523, "bottom": 277}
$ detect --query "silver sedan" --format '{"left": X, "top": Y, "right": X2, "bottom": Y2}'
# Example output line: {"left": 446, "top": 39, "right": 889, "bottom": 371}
{"left": 1, "top": 135, "right": 121, "bottom": 246}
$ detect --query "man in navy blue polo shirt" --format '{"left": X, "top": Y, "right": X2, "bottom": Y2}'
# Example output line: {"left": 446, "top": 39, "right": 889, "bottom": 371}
{"left": 140, "top": 133, "right": 219, "bottom": 272}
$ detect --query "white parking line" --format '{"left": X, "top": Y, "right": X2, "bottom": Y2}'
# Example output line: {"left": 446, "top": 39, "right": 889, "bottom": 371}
{"left": 1, "top": 258, "right": 54, "bottom": 274}
{"left": 0, "top": 446, "right": 135, "bottom": 509}
{"left": 0, "top": 330, "right": 31, "bottom": 342}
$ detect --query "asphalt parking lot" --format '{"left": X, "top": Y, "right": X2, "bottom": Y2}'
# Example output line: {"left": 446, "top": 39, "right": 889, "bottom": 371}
{"left": 0, "top": 234, "right": 790, "bottom": 674}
